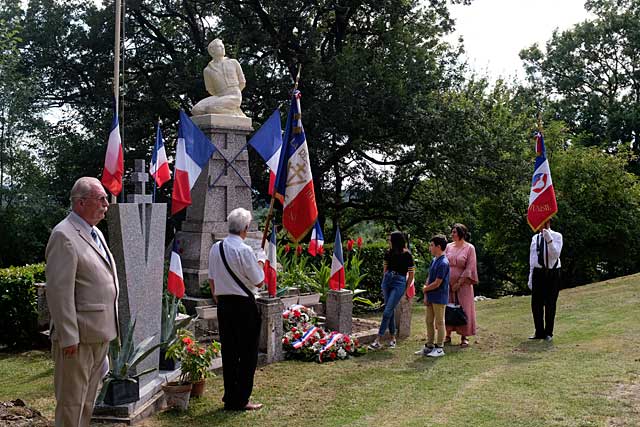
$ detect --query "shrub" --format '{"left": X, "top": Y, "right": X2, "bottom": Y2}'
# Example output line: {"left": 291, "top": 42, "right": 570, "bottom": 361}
{"left": 0, "top": 263, "right": 45, "bottom": 348}
{"left": 347, "top": 242, "right": 387, "bottom": 302}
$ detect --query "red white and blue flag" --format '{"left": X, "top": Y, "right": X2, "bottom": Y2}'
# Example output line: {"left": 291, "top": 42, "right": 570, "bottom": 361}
{"left": 150, "top": 122, "right": 171, "bottom": 188}
{"left": 329, "top": 227, "right": 345, "bottom": 290}
{"left": 167, "top": 241, "right": 185, "bottom": 299}
{"left": 101, "top": 109, "right": 124, "bottom": 196}
{"left": 527, "top": 131, "right": 558, "bottom": 231}
{"left": 248, "top": 109, "right": 282, "bottom": 196}
{"left": 308, "top": 221, "right": 324, "bottom": 256}
{"left": 274, "top": 90, "right": 318, "bottom": 242}
{"left": 171, "top": 110, "right": 216, "bottom": 215}
{"left": 264, "top": 225, "right": 278, "bottom": 297}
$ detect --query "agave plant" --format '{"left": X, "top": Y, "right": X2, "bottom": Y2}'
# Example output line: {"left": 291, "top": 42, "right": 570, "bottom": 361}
{"left": 97, "top": 318, "right": 162, "bottom": 403}
{"left": 160, "top": 293, "right": 191, "bottom": 350}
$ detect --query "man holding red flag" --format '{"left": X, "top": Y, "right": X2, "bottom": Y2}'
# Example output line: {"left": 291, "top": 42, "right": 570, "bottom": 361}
{"left": 526, "top": 131, "right": 563, "bottom": 342}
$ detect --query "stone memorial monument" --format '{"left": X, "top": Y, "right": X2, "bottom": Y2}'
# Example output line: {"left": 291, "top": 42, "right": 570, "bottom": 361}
{"left": 177, "top": 39, "right": 259, "bottom": 307}
{"left": 93, "top": 159, "right": 175, "bottom": 423}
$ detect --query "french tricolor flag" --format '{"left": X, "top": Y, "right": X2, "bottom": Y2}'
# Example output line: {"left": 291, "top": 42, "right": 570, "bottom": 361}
{"left": 264, "top": 225, "right": 278, "bottom": 297}
{"left": 274, "top": 90, "right": 318, "bottom": 242}
{"left": 527, "top": 131, "right": 558, "bottom": 231}
{"left": 308, "top": 221, "right": 324, "bottom": 256}
{"left": 167, "top": 241, "right": 185, "bottom": 299}
{"left": 171, "top": 110, "right": 216, "bottom": 215}
{"left": 248, "top": 109, "right": 282, "bottom": 196}
{"left": 150, "top": 122, "right": 171, "bottom": 188}
{"left": 101, "top": 109, "right": 124, "bottom": 196}
{"left": 329, "top": 226, "right": 345, "bottom": 290}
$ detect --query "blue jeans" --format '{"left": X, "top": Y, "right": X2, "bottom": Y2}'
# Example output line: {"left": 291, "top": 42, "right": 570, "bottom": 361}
{"left": 378, "top": 272, "right": 406, "bottom": 337}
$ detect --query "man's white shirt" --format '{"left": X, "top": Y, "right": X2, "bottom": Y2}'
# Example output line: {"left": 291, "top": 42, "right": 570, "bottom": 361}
{"left": 528, "top": 228, "right": 563, "bottom": 289}
{"left": 208, "top": 234, "right": 264, "bottom": 296}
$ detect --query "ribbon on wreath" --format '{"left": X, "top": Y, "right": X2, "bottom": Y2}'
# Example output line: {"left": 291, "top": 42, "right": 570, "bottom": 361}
{"left": 292, "top": 326, "right": 320, "bottom": 349}
{"left": 319, "top": 331, "right": 344, "bottom": 362}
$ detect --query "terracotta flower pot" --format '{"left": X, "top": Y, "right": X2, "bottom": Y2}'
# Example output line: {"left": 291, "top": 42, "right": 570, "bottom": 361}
{"left": 162, "top": 381, "right": 192, "bottom": 410}
{"left": 190, "top": 379, "right": 206, "bottom": 398}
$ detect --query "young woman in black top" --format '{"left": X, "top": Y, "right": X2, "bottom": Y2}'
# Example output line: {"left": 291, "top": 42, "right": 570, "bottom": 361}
{"left": 368, "top": 231, "right": 415, "bottom": 349}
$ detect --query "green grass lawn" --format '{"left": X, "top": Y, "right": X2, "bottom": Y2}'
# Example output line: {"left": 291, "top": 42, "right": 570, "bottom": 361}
{"left": 1, "top": 275, "right": 639, "bottom": 426}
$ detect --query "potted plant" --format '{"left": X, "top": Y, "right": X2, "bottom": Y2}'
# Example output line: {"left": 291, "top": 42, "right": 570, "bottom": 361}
{"left": 165, "top": 329, "right": 220, "bottom": 399}
{"left": 98, "top": 318, "right": 162, "bottom": 406}
{"left": 160, "top": 293, "right": 191, "bottom": 371}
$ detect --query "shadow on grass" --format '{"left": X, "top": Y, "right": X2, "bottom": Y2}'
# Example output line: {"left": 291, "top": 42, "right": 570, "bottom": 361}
{"left": 406, "top": 356, "right": 438, "bottom": 372}
{"left": 514, "top": 340, "right": 555, "bottom": 353}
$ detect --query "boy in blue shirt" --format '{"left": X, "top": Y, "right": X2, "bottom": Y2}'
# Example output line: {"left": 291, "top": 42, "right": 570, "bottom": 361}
{"left": 415, "top": 234, "right": 450, "bottom": 357}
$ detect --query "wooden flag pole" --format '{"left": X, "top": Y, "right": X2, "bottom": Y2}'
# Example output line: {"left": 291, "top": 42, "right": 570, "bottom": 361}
{"left": 537, "top": 111, "right": 543, "bottom": 133}
{"left": 110, "top": 0, "right": 122, "bottom": 205}
{"left": 260, "top": 64, "right": 302, "bottom": 249}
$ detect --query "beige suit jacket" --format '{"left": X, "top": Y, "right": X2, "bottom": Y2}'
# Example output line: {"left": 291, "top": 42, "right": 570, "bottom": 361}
{"left": 45, "top": 213, "right": 119, "bottom": 348}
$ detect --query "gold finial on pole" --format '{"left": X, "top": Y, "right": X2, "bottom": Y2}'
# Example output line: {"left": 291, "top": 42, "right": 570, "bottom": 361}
{"left": 537, "top": 111, "right": 543, "bottom": 133}
{"left": 293, "top": 64, "right": 302, "bottom": 90}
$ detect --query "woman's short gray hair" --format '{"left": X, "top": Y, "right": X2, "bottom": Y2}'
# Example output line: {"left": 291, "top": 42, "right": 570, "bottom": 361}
{"left": 227, "top": 208, "right": 252, "bottom": 234}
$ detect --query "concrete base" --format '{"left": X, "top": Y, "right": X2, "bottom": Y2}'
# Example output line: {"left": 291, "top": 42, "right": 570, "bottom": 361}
{"left": 92, "top": 369, "right": 180, "bottom": 424}
{"left": 326, "top": 289, "right": 353, "bottom": 334}
{"left": 191, "top": 114, "right": 252, "bottom": 131}
{"left": 182, "top": 296, "right": 214, "bottom": 314}
{"left": 257, "top": 297, "right": 284, "bottom": 364}
{"left": 394, "top": 296, "right": 412, "bottom": 339}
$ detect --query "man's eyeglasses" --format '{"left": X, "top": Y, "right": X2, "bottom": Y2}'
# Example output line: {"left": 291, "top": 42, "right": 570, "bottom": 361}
{"left": 81, "top": 196, "right": 109, "bottom": 203}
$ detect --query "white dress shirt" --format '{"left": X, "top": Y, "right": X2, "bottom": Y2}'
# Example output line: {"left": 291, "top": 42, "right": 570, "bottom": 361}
{"left": 208, "top": 234, "right": 264, "bottom": 297}
{"left": 528, "top": 228, "right": 563, "bottom": 289}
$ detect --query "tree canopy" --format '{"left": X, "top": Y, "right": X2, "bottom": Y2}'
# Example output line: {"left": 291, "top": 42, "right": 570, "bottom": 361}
{"left": 2, "top": 0, "right": 640, "bottom": 296}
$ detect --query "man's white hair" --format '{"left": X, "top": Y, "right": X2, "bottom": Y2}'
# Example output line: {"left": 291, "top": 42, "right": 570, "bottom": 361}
{"left": 70, "top": 177, "right": 102, "bottom": 202}
{"left": 227, "top": 207, "right": 252, "bottom": 234}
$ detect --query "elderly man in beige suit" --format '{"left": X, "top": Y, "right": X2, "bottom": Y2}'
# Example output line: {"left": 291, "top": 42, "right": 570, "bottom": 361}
{"left": 45, "top": 177, "right": 119, "bottom": 427}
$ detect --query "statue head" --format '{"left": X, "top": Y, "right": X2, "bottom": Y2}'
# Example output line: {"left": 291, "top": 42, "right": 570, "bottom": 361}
{"left": 208, "top": 39, "right": 225, "bottom": 59}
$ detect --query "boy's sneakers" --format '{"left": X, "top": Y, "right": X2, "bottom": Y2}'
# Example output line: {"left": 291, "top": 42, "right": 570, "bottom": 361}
{"left": 414, "top": 345, "right": 434, "bottom": 356}
{"left": 427, "top": 346, "right": 445, "bottom": 357}
{"left": 367, "top": 341, "right": 382, "bottom": 350}
{"left": 388, "top": 340, "right": 396, "bottom": 349}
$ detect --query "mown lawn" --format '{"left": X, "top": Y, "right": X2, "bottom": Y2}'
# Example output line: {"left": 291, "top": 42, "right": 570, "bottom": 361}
{"left": 1, "top": 274, "right": 639, "bottom": 426}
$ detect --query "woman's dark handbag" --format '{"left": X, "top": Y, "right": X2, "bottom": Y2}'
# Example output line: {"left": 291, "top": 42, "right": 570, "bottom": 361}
{"left": 445, "top": 292, "right": 467, "bottom": 326}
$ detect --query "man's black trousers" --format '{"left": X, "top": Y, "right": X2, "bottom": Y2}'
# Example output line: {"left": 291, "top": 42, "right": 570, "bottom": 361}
{"left": 531, "top": 267, "right": 561, "bottom": 338}
{"left": 217, "top": 295, "right": 261, "bottom": 410}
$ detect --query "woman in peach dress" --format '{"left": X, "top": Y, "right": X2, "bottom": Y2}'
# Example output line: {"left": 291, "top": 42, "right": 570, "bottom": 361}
{"left": 445, "top": 223, "right": 478, "bottom": 348}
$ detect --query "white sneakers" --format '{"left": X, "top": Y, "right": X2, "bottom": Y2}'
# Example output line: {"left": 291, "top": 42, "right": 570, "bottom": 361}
{"left": 427, "top": 347, "right": 445, "bottom": 357}
{"left": 415, "top": 345, "right": 445, "bottom": 357}
{"left": 368, "top": 340, "right": 397, "bottom": 350}
{"left": 414, "top": 345, "right": 433, "bottom": 356}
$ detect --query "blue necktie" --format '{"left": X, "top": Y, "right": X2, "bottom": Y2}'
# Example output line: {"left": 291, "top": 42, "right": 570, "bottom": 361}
{"left": 91, "top": 229, "right": 109, "bottom": 262}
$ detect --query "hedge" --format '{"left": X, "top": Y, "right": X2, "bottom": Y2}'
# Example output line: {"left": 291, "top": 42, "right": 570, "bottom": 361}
{"left": 0, "top": 263, "right": 45, "bottom": 348}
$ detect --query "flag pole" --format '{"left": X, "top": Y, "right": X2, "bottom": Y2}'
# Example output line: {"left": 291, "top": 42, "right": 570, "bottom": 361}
{"left": 110, "top": 0, "right": 122, "bottom": 205}
{"left": 260, "top": 64, "right": 302, "bottom": 249}
{"left": 537, "top": 112, "right": 543, "bottom": 134}
{"left": 153, "top": 117, "right": 159, "bottom": 203}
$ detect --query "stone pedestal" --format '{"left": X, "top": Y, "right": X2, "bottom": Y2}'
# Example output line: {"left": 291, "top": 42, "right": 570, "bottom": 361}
{"left": 176, "top": 114, "right": 255, "bottom": 297}
{"left": 97, "top": 160, "right": 167, "bottom": 423}
{"left": 394, "top": 296, "right": 412, "bottom": 339}
{"left": 257, "top": 297, "right": 284, "bottom": 364}
{"left": 326, "top": 289, "right": 353, "bottom": 334}
{"left": 107, "top": 202, "right": 166, "bottom": 388}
